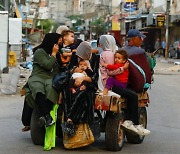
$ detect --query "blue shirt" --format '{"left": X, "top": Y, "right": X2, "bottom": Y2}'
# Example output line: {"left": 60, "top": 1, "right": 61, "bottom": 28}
{"left": 123, "top": 45, "right": 145, "bottom": 56}
{"left": 161, "top": 41, "right": 166, "bottom": 49}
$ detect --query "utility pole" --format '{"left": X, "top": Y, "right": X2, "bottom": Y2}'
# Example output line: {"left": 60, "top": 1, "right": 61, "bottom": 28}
{"left": 4, "top": 0, "right": 9, "bottom": 73}
{"left": 4, "top": 0, "right": 9, "bottom": 11}
{"left": 120, "top": 2, "right": 123, "bottom": 30}
{"left": 165, "top": 0, "right": 170, "bottom": 60}
{"left": 30, "top": 0, "right": 41, "bottom": 34}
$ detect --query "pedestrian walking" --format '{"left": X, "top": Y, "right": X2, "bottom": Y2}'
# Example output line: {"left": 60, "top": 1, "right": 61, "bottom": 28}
{"left": 161, "top": 39, "right": 166, "bottom": 57}
{"left": 154, "top": 38, "right": 161, "bottom": 56}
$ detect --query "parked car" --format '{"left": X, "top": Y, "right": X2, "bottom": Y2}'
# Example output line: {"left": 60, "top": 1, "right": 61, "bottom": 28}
{"left": 90, "top": 40, "right": 98, "bottom": 49}
{"left": 168, "top": 41, "right": 180, "bottom": 59}
{"left": 90, "top": 40, "right": 103, "bottom": 55}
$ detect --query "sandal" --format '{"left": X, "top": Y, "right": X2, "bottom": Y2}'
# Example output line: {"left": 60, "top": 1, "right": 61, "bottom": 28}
{"left": 22, "top": 126, "right": 30, "bottom": 132}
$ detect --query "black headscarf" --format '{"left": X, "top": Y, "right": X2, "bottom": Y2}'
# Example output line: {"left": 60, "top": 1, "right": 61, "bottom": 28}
{"left": 33, "top": 33, "right": 61, "bottom": 54}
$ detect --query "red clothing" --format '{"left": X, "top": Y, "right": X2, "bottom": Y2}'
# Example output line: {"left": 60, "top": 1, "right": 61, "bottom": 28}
{"left": 107, "top": 63, "right": 129, "bottom": 83}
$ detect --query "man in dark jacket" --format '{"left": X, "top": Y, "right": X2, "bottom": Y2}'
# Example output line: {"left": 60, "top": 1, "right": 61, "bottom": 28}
{"left": 123, "top": 29, "right": 152, "bottom": 86}
{"left": 124, "top": 29, "right": 146, "bottom": 55}
{"left": 119, "top": 29, "right": 151, "bottom": 135}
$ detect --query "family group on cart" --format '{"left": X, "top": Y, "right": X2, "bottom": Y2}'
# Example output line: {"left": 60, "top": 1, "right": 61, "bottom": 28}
{"left": 21, "top": 26, "right": 155, "bottom": 151}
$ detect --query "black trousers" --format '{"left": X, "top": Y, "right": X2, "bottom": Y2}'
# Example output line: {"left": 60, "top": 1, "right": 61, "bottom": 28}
{"left": 36, "top": 92, "right": 53, "bottom": 117}
{"left": 112, "top": 86, "right": 139, "bottom": 125}
{"left": 21, "top": 100, "right": 33, "bottom": 126}
{"left": 21, "top": 92, "right": 53, "bottom": 126}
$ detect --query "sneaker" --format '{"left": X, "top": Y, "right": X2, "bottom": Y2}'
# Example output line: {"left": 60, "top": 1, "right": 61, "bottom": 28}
{"left": 45, "top": 115, "right": 55, "bottom": 127}
{"left": 61, "top": 122, "right": 76, "bottom": 137}
{"left": 135, "top": 125, "right": 150, "bottom": 136}
{"left": 121, "top": 120, "right": 138, "bottom": 134}
{"left": 38, "top": 116, "right": 46, "bottom": 127}
{"left": 38, "top": 115, "right": 55, "bottom": 127}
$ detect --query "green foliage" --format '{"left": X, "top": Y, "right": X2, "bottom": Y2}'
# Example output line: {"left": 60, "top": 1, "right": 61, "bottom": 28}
{"left": 90, "top": 17, "right": 106, "bottom": 36}
{"left": 36, "top": 19, "right": 54, "bottom": 34}
{"left": 51, "top": 22, "right": 61, "bottom": 33}
{"left": 0, "top": 0, "right": 3, "bottom": 5}
{"left": 0, "top": 0, "right": 5, "bottom": 10}
{"left": 68, "top": 15, "right": 84, "bottom": 31}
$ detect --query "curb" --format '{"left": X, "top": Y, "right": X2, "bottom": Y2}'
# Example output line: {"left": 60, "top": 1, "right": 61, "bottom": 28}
{"left": 154, "top": 72, "right": 180, "bottom": 75}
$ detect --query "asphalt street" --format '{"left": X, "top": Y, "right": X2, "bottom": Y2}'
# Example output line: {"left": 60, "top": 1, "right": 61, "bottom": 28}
{"left": 0, "top": 57, "right": 180, "bottom": 153}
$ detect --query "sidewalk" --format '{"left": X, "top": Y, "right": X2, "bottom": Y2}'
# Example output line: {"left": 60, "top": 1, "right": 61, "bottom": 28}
{"left": 154, "top": 57, "right": 180, "bottom": 75}
{"left": 0, "top": 56, "right": 180, "bottom": 95}
{"left": 0, "top": 65, "right": 31, "bottom": 95}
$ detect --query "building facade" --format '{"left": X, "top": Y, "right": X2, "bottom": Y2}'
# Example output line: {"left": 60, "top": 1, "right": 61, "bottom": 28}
{"left": 48, "top": 0, "right": 73, "bottom": 24}
{"left": 117, "top": 0, "right": 180, "bottom": 51}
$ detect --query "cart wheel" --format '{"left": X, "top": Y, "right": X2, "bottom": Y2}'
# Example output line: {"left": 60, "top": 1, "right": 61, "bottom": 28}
{"left": 168, "top": 52, "right": 172, "bottom": 58}
{"left": 175, "top": 52, "right": 178, "bottom": 59}
{"left": 30, "top": 108, "right": 45, "bottom": 145}
{"left": 105, "top": 112, "right": 125, "bottom": 151}
{"left": 126, "top": 107, "right": 147, "bottom": 144}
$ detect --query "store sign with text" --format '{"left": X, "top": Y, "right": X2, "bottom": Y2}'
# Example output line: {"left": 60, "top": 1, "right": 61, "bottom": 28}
{"left": 125, "top": 0, "right": 135, "bottom": 2}
{"left": 124, "top": 0, "right": 137, "bottom": 12}
{"left": 157, "top": 15, "right": 165, "bottom": 27}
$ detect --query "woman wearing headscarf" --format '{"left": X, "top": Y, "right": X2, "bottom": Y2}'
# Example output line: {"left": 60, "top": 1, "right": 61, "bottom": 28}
{"left": 23, "top": 33, "right": 61, "bottom": 127}
{"left": 98, "top": 34, "right": 150, "bottom": 136}
{"left": 61, "top": 41, "right": 97, "bottom": 137}
{"left": 99, "top": 35, "right": 118, "bottom": 86}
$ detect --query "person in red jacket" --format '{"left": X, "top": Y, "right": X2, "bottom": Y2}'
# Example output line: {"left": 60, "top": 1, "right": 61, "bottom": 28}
{"left": 102, "top": 49, "right": 129, "bottom": 95}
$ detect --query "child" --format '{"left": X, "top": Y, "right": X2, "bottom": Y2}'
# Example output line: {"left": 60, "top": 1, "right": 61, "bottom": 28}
{"left": 56, "top": 30, "right": 75, "bottom": 67}
{"left": 70, "top": 59, "right": 93, "bottom": 93}
{"left": 102, "top": 49, "right": 129, "bottom": 95}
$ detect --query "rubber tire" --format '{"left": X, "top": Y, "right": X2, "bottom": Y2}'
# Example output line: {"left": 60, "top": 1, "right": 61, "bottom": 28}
{"left": 125, "top": 107, "right": 147, "bottom": 144}
{"left": 105, "top": 112, "right": 125, "bottom": 151}
{"left": 30, "top": 108, "right": 45, "bottom": 145}
{"left": 177, "top": 52, "right": 180, "bottom": 59}
{"left": 175, "top": 52, "right": 178, "bottom": 59}
{"left": 168, "top": 52, "right": 172, "bottom": 58}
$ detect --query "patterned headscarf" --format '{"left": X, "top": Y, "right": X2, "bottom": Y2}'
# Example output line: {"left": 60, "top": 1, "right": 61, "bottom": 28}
{"left": 33, "top": 33, "right": 61, "bottom": 54}
{"left": 76, "top": 41, "right": 92, "bottom": 60}
{"left": 99, "top": 35, "right": 118, "bottom": 53}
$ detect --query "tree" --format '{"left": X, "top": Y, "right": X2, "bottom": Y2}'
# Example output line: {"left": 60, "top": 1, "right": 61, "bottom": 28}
{"left": 36, "top": 19, "right": 55, "bottom": 34}
{"left": 15, "top": 0, "right": 25, "bottom": 5}
{"left": 90, "top": 17, "right": 106, "bottom": 37}
{"left": 0, "top": 0, "right": 11, "bottom": 11}
{"left": 0, "top": 0, "right": 4, "bottom": 10}
{"left": 68, "top": 15, "right": 84, "bottom": 32}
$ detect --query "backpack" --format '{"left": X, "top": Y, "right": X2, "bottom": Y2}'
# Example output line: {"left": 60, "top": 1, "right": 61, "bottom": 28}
{"left": 129, "top": 53, "right": 152, "bottom": 84}
{"left": 146, "top": 52, "right": 156, "bottom": 73}
{"left": 127, "top": 59, "right": 145, "bottom": 93}
{"left": 127, "top": 53, "right": 152, "bottom": 92}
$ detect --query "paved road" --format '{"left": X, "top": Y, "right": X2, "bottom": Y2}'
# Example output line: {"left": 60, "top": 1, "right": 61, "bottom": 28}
{"left": 0, "top": 73, "right": 180, "bottom": 153}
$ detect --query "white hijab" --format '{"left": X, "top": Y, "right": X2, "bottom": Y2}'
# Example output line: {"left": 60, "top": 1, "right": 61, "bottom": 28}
{"left": 99, "top": 35, "right": 118, "bottom": 53}
{"left": 98, "top": 35, "right": 120, "bottom": 97}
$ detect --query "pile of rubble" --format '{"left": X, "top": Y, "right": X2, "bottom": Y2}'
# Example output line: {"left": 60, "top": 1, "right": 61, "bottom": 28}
{"left": 0, "top": 62, "right": 32, "bottom": 95}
